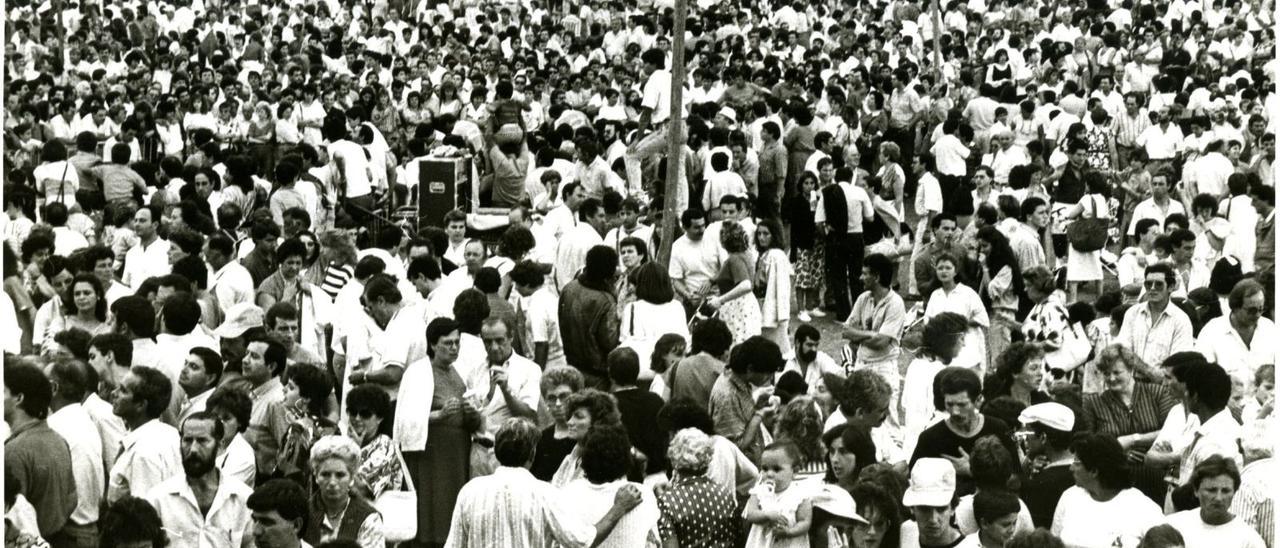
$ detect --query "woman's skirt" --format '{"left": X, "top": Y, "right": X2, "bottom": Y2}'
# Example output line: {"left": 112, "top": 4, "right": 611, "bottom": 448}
{"left": 720, "top": 295, "right": 763, "bottom": 347}
{"left": 794, "top": 237, "right": 826, "bottom": 291}
{"left": 410, "top": 424, "right": 471, "bottom": 544}
{"left": 1066, "top": 244, "right": 1103, "bottom": 282}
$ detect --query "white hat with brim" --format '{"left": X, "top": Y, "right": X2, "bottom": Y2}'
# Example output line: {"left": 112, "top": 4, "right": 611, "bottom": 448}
{"left": 213, "top": 303, "right": 265, "bottom": 339}
{"left": 812, "top": 485, "right": 868, "bottom": 524}
{"left": 1206, "top": 217, "right": 1232, "bottom": 240}
{"left": 903, "top": 458, "right": 957, "bottom": 508}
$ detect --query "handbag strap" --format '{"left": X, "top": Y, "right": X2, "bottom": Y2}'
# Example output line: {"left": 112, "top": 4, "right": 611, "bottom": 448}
{"left": 58, "top": 162, "right": 69, "bottom": 203}
{"left": 628, "top": 302, "right": 635, "bottom": 337}
{"left": 393, "top": 446, "right": 415, "bottom": 492}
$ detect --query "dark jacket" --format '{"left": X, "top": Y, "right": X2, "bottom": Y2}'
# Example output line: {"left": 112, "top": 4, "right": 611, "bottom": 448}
{"left": 820, "top": 183, "right": 849, "bottom": 236}
{"left": 614, "top": 388, "right": 669, "bottom": 474}
{"left": 303, "top": 495, "right": 378, "bottom": 545}
{"left": 558, "top": 278, "right": 619, "bottom": 376}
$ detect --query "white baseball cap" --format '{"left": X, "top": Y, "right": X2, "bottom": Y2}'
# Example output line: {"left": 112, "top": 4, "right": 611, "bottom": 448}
{"left": 903, "top": 458, "right": 956, "bottom": 508}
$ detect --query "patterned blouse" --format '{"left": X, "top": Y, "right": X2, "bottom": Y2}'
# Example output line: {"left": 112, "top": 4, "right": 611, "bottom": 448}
{"left": 657, "top": 475, "right": 738, "bottom": 548}
{"left": 357, "top": 434, "right": 404, "bottom": 499}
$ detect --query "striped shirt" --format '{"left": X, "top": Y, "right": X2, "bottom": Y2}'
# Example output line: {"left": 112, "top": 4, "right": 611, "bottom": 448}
{"left": 1113, "top": 110, "right": 1151, "bottom": 148}
{"left": 444, "top": 466, "right": 598, "bottom": 548}
{"left": 1230, "top": 458, "right": 1276, "bottom": 548}
{"left": 1082, "top": 382, "right": 1177, "bottom": 501}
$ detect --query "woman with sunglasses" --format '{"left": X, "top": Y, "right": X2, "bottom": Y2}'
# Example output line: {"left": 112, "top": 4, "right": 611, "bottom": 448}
{"left": 342, "top": 384, "right": 405, "bottom": 502}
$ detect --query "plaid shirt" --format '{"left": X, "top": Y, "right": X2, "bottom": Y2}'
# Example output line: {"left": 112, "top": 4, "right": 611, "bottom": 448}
{"left": 1113, "top": 109, "right": 1151, "bottom": 148}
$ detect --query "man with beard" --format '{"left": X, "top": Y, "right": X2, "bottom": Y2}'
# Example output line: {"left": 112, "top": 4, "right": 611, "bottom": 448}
{"left": 146, "top": 412, "right": 254, "bottom": 548}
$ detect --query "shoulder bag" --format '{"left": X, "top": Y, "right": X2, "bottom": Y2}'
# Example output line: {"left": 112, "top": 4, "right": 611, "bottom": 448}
{"left": 375, "top": 446, "right": 418, "bottom": 542}
{"left": 1066, "top": 195, "right": 1109, "bottom": 252}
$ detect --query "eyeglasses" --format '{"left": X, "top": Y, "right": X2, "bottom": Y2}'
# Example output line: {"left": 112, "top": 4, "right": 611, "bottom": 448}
{"left": 1242, "top": 305, "right": 1265, "bottom": 315}
{"left": 1143, "top": 280, "right": 1167, "bottom": 290}
{"left": 348, "top": 409, "right": 377, "bottom": 419}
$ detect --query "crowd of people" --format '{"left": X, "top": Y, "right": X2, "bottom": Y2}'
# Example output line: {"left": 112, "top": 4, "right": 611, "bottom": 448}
{"left": 2, "top": 0, "right": 1278, "bottom": 545}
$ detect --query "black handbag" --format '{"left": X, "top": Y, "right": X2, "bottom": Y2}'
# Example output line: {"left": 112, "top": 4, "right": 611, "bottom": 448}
{"left": 1066, "top": 195, "right": 1109, "bottom": 252}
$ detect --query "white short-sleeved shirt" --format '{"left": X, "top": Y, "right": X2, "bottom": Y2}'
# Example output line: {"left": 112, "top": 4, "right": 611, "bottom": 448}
{"left": 642, "top": 69, "right": 674, "bottom": 125}
{"left": 1051, "top": 486, "right": 1164, "bottom": 548}
{"left": 146, "top": 474, "right": 254, "bottom": 548}
{"left": 915, "top": 173, "right": 944, "bottom": 216}
{"left": 1167, "top": 510, "right": 1265, "bottom": 548}
{"left": 122, "top": 238, "right": 173, "bottom": 291}
{"left": 814, "top": 182, "right": 875, "bottom": 234}
{"left": 668, "top": 235, "right": 725, "bottom": 298}
{"left": 516, "top": 287, "right": 566, "bottom": 368}
{"left": 327, "top": 139, "right": 373, "bottom": 198}
{"left": 108, "top": 419, "right": 183, "bottom": 504}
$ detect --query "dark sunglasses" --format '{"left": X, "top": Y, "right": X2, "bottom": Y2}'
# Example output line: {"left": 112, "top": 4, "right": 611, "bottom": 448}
{"left": 348, "top": 409, "right": 377, "bottom": 419}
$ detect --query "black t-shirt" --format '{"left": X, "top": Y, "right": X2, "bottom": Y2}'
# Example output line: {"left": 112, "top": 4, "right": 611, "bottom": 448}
{"left": 530, "top": 426, "right": 577, "bottom": 482}
{"left": 909, "top": 415, "right": 1022, "bottom": 495}
{"left": 614, "top": 388, "right": 669, "bottom": 474}
{"left": 1023, "top": 462, "right": 1075, "bottom": 528}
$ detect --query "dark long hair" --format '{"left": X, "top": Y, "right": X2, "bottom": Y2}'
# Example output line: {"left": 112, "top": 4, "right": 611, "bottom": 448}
{"left": 64, "top": 273, "right": 107, "bottom": 322}
{"left": 976, "top": 226, "right": 1028, "bottom": 305}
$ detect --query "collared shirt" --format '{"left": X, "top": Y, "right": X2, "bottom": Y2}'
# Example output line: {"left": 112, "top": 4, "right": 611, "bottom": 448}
{"left": 1230, "top": 458, "right": 1276, "bottom": 548}
{"left": 1113, "top": 110, "right": 1151, "bottom": 147}
{"left": 443, "top": 466, "right": 598, "bottom": 548}
{"left": 997, "top": 219, "right": 1046, "bottom": 271}
{"left": 931, "top": 134, "right": 971, "bottom": 177}
{"left": 217, "top": 434, "right": 257, "bottom": 488}
{"left": 814, "top": 181, "right": 875, "bottom": 234}
{"left": 1137, "top": 123, "right": 1185, "bottom": 160}
{"left": 84, "top": 392, "right": 127, "bottom": 476}
{"left": 888, "top": 86, "right": 923, "bottom": 128}
{"left": 180, "top": 389, "right": 215, "bottom": 425}
{"left": 1178, "top": 409, "right": 1243, "bottom": 484}
{"left": 1117, "top": 303, "right": 1194, "bottom": 368}
{"left": 468, "top": 352, "right": 542, "bottom": 437}
{"left": 1195, "top": 316, "right": 1276, "bottom": 385}
{"left": 4, "top": 420, "right": 78, "bottom": 536}
{"left": 848, "top": 289, "right": 907, "bottom": 364}
{"left": 47, "top": 404, "right": 104, "bottom": 525}
{"left": 1128, "top": 198, "right": 1186, "bottom": 236}
{"left": 108, "top": 419, "right": 182, "bottom": 504}
{"left": 146, "top": 474, "right": 253, "bottom": 548}
{"left": 312, "top": 498, "right": 384, "bottom": 547}
{"left": 245, "top": 378, "right": 288, "bottom": 477}
{"left": 122, "top": 237, "right": 173, "bottom": 291}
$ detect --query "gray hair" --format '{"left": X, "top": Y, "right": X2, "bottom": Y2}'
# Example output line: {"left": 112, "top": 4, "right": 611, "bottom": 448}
{"left": 668, "top": 428, "right": 714, "bottom": 476}
{"left": 309, "top": 435, "right": 361, "bottom": 474}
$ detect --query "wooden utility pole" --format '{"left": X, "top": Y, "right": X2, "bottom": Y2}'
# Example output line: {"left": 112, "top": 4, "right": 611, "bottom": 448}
{"left": 658, "top": 0, "right": 688, "bottom": 266}
{"left": 931, "top": 0, "right": 943, "bottom": 77}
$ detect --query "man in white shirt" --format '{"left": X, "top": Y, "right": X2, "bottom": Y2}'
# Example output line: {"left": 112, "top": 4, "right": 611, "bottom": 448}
{"left": 701, "top": 152, "right": 748, "bottom": 212}
{"left": 442, "top": 209, "right": 471, "bottom": 266}
{"left": 1117, "top": 264, "right": 1194, "bottom": 367}
{"left": 46, "top": 202, "right": 89, "bottom": 256}
{"left": 1137, "top": 109, "right": 1186, "bottom": 163}
{"left": 107, "top": 366, "right": 183, "bottom": 504}
{"left": 931, "top": 119, "right": 971, "bottom": 180}
{"left": 603, "top": 197, "right": 655, "bottom": 254}
{"left": 444, "top": 417, "right": 643, "bottom": 548}
{"left": 328, "top": 126, "right": 376, "bottom": 221}
{"left": 1193, "top": 140, "right": 1236, "bottom": 198}
{"left": 510, "top": 261, "right": 566, "bottom": 368}
{"left": 1127, "top": 170, "right": 1185, "bottom": 238}
{"left": 982, "top": 128, "right": 1031, "bottom": 187}
{"left": 1195, "top": 279, "right": 1274, "bottom": 387}
{"left": 47, "top": 360, "right": 105, "bottom": 545}
{"left": 178, "top": 347, "right": 224, "bottom": 425}
{"left": 1118, "top": 218, "right": 1162, "bottom": 288}
{"left": 1177, "top": 362, "right": 1243, "bottom": 485}
{"left": 668, "top": 210, "right": 726, "bottom": 313}
{"left": 554, "top": 198, "right": 608, "bottom": 291}
{"left": 146, "top": 412, "right": 254, "bottom": 548}
{"left": 206, "top": 234, "right": 255, "bottom": 317}
{"left": 625, "top": 49, "right": 687, "bottom": 213}
{"left": 473, "top": 318, "right": 542, "bottom": 437}
{"left": 781, "top": 324, "right": 844, "bottom": 389}
{"left": 344, "top": 276, "right": 426, "bottom": 414}
{"left": 122, "top": 205, "right": 172, "bottom": 291}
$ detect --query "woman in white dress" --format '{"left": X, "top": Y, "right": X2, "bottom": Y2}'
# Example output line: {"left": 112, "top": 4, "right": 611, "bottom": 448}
{"left": 1061, "top": 172, "right": 1112, "bottom": 302}
{"left": 924, "top": 253, "right": 990, "bottom": 377}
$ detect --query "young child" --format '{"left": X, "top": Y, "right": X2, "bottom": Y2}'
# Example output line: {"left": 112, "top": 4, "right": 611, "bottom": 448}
{"left": 745, "top": 441, "right": 813, "bottom": 548}
{"left": 1241, "top": 363, "right": 1274, "bottom": 428}
{"left": 961, "top": 490, "right": 1021, "bottom": 548}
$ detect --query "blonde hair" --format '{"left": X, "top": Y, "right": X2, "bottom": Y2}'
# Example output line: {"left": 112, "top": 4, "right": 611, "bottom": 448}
{"left": 309, "top": 435, "right": 361, "bottom": 474}
{"left": 1096, "top": 344, "right": 1158, "bottom": 383}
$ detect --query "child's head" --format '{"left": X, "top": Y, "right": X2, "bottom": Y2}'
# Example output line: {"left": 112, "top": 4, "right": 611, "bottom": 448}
{"left": 973, "top": 489, "right": 1021, "bottom": 546}
{"left": 1153, "top": 235, "right": 1172, "bottom": 260}
{"left": 760, "top": 441, "right": 802, "bottom": 488}
{"left": 651, "top": 333, "right": 687, "bottom": 374}
{"left": 1254, "top": 364, "right": 1274, "bottom": 404}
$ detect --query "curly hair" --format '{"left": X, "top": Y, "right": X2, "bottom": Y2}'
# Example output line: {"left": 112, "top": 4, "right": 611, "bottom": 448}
{"left": 719, "top": 220, "right": 750, "bottom": 253}
{"left": 773, "top": 396, "right": 826, "bottom": 468}
{"left": 564, "top": 388, "right": 622, "bottom": 428}
{"left": 540, "top": 365, "right": 585, "bottom": 395}
{"left": 99, "top": 496, "right": 169, "bottom": 548}
{"left": 498, "top": 226, "right": 537, "bottom": 259}
{"left": 987, "top": 342, "right": 1044, "bottom": 399}
{"left": 668, "top": 427, "right": 715, "bottom": 476}
{"left": 579, "top": 424, "right": 632, "bottom": 484}
{"left": 921, "top": 312, "right": 967, "bottom": 361}
{"left": 318, "top": 229, "right": 358, "bottom": 266}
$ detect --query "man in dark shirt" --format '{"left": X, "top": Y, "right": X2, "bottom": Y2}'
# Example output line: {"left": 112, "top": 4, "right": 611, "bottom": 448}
{"left": 240, "top": 217, "right": 280, "bottom": 286}
{"left": 4, "top": 363, "right": 78, "bottom": 538}
{"left": 1017, "top": 402, "right": 1079, "bottom": 528}
{"left": 607, "top": 347, "right": 667, "bottom": 475}
{"left": 558, "top": 246, "right": 620, "bottom": 388}
{"left": 910, "top": 367, "right": 1021, "bottom": 497}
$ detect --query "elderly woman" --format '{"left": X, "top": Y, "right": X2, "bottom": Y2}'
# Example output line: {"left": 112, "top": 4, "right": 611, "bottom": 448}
{"left": 658, "top": 398, "right": 759, "bottom": 499}
{"left": 343, "top": 384, "right": 405, "bottom": 501}
{"left": 551, "top": 388, "right": 624, "bottom": 488}
{"left": 531, "top": 366, "right": 586, "bottom": 481}
{"left": 1050, "top": 433, "right": 1165, "bottom": 547}
{"left": 707, "top": 220, "right": 762, "bottom": 345}
{"left": 983, "top": 342, "right": 1051, "bottom": 406}
{"left": 304, "top": 435, "right": 386, "bottom": 548}
{"left": 655, "top": 428, "right": 740, "bottom": 547}
{"left": 1081, "top": 344, "right": 1176, "bottom": 503}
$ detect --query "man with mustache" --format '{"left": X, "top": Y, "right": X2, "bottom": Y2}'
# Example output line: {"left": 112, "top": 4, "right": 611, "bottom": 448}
{"left": 146, "top": 411, "right": 253, "bottom": 548}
